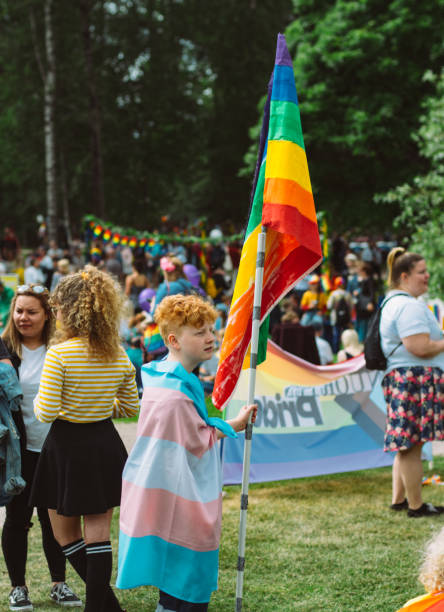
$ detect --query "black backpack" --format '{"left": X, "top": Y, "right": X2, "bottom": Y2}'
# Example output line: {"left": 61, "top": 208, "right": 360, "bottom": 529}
{"left": 335, "top": 295, "right": 350, "bottom": 327}
{"left": 363, "top": 293, "right": 405, "bottom": 370}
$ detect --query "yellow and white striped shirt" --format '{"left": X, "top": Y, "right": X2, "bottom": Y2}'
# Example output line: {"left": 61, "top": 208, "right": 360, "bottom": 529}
{"left": 34, "top": 337, "right": 139, "bottom": 423}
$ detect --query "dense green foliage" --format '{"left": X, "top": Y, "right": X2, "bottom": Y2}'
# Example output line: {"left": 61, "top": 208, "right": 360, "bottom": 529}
{"left": 1, "top": 1, "right": 443, "bottom": 243}
{"left": 377, "top": 70, "right": 444, "bottom": 297}
{"left": 243, "top": 0, "right": 444, "bottom": 231}
{"left": 0, "top": 0, "right": 291, "bottom": 244}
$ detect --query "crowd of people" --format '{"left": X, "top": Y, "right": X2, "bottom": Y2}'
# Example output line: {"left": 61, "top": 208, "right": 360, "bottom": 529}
{"left": 0, "top": 227, "right": 395, "bottom": 376}
{"left": 0, "top": 276, "right": 255, "bottom": 610}
{"left": 0, "top": 230, "right": 237, "bottom": 393}
{"left": 267, "top": 242, "right": 388, "bottom": 366}
{"left": 0, "top": 228, "right": 432, "bottom": 399}
{"left": 0, "top": 233, "right": 255, "bottom": 610}
{"left": 1, "top": 225, "right": 444, "bottom": 610}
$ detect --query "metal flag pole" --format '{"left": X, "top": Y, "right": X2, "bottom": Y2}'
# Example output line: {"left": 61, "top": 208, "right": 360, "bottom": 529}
{"left": 235, "top": 226, "right": 267, "bottom": 611}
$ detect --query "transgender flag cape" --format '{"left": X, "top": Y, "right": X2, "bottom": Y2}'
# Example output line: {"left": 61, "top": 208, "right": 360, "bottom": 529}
{"left": 116, "top": 359, "right": 236, "bottom": 603}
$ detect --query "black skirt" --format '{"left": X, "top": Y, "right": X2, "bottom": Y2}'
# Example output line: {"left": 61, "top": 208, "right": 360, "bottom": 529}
{"left": 30, "top": 418, "right": 127, "bottom": 516}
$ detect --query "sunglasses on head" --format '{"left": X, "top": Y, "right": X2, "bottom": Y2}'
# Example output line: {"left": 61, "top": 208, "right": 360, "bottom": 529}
{"left": 17, "top": 284, "right": 48, "bottom": 295}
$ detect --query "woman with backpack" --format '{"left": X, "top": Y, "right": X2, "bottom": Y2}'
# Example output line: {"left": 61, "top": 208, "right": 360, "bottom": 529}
{"left": 380, "top": 247, "right": 444, "bottom": 518}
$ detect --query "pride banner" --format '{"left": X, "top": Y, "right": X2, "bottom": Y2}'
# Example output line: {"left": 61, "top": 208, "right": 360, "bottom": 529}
{"left": 223, "top": 341, "right": 394, "bottom": 485}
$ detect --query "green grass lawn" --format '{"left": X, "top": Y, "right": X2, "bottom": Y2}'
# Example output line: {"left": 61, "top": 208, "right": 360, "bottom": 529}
{"left": 3, "top": 458, "right": 444, "bottom": 611}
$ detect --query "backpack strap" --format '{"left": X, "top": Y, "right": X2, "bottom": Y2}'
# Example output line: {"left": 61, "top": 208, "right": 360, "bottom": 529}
{"left": 379, "top": 292, "right": 409, "bottom": 310}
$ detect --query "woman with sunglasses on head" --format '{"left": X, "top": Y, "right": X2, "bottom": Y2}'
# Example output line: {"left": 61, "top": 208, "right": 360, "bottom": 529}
{"left": 29, "top": 265, "right": 139, "bottom": 612}
{"left": 1, "top": 284, "right": 82, "bottom": 611}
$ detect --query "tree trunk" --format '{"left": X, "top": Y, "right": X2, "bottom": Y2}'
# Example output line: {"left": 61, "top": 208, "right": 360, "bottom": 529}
{"left": 44, "top": 0, "right": 58, "bottom": 243}
{"left": 79, "top": 0, "right": 105, "bottom": 219}
{"left": 59, "top": 149, "right": 72, "bottom": 247}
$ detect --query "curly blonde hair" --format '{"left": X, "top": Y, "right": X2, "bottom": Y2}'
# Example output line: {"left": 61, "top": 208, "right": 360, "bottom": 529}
{"left": 419, "top": 527, "right": 444, "bottom": 593}
{"left": 155, "top": 294, "right": 218, "bottom": 342}
{"left": 50, "top": 265, "right": 124, "bottom": 361}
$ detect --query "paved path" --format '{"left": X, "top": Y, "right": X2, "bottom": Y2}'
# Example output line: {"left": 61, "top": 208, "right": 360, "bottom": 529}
{"left": 115, "top": 421, "right": 138, "bottom": 453}
{"left": 1, "top": 426, "right": 443, "bottom": 527}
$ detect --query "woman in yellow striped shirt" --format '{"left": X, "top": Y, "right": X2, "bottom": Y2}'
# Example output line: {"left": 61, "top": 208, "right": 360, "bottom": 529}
{"left": 30, "top": 265, "right": 139, "bottom": 612}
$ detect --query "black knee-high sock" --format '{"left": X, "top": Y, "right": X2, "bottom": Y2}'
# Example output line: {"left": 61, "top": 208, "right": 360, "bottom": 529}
{"left": 62, "top": 539, "right": 87, "bottom": 581}
{"left": 85, "top": 541, "right": 122, "bottom": 612}
{"left": 62, "top": 539, "right": 122, "bottom": 611}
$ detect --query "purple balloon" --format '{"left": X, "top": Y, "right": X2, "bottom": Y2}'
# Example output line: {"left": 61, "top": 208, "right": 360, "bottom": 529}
{"left": 138, "top": 288, "right": 156, "bottom": 312}
{"left": 183, "top": 264, "right": 201, "bottom": 288}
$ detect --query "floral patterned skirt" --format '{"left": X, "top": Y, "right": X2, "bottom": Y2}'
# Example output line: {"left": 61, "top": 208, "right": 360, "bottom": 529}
{"left": 382, "top": 366, "right": 444, "bottom": 452}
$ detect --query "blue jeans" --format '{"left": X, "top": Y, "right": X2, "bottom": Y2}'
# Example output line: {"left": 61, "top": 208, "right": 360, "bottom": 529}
{"left": 332, "top": 324, "right": 347, "bottom": 354}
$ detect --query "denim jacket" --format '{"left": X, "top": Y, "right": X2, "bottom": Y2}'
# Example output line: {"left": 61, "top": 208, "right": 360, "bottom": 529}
{"left": 0, "top": 362, "right": 26, "bottom": 505}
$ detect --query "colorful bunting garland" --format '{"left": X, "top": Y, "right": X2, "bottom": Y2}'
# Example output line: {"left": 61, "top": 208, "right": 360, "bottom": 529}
{"left": 83, "top": 215, "right": 243, "bottom": 247}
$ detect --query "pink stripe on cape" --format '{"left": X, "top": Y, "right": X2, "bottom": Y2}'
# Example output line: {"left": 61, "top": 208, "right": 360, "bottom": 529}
{"left": 120, "top": 385, "right": 222, "bottom": 554}
{"left": 120, "top": 480, "right": 221, "bottom": 551}
{"left": 137, "top": 387, "right": 218, "bottom": 458}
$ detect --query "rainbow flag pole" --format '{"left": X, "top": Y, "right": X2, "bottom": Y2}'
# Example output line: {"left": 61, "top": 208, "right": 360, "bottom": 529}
{"left": 211, "top": 33, "right": 322, "bottom": 609}
{"left": 235, "top": 228, "right": 266, "bottom": 611}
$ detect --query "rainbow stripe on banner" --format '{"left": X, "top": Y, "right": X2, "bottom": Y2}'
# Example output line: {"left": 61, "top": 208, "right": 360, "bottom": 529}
{"left": 212, "top": 34, "right": 322, "bottom": 410}
{"left": 222, "top": 341, "right": 395, "bottom": 485}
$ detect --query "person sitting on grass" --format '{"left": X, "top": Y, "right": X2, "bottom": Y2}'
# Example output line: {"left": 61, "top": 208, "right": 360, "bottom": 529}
{"left": 117, "top": 294, "right": 257, "bottom": 612}
{"left": 397, "top": 526, "right": 444, "bottom": 610}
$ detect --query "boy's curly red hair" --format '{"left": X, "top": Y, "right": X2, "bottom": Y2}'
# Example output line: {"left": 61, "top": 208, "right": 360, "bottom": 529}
{"left": 155, "top": 294, "right": 218, "bottom": 342}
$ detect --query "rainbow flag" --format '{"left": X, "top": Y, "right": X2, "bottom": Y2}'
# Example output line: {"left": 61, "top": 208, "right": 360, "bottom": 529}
{"left": 212, "top": 33, "right": 322, "bottom": 409}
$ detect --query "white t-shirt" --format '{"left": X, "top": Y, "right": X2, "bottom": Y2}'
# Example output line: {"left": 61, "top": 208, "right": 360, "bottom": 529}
{"left": 315, "top": 336, "right": 334, "bottom": 365}
{"left": 19, "top": 344, "right": 51, "bottom": 451}
{"left": 24, "top": 266, "right": 45, "bottom": 285}
{"left": 380, "top": 290, "right": 444, "bottom": 373}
